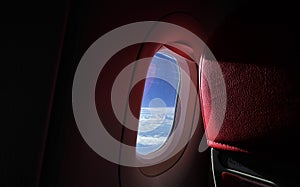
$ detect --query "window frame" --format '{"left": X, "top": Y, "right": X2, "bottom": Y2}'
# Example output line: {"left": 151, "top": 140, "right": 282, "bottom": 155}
{"left": 135, "top": 46, "right": 198, "bottom": 164}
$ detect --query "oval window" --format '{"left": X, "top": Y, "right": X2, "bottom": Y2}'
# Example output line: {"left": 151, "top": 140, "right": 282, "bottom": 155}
{"left": 136, "top": 50, "right": 180, "bottom": 155}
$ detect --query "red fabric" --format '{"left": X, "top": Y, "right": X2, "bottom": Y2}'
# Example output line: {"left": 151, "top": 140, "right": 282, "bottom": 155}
{"left": 200, "top": 0, "right": 299, "bottom": 158}
{"left": 200, "top": 60, "right": 300, "bottom": 155}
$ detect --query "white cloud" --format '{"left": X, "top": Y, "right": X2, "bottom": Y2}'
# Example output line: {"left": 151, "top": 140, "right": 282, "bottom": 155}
{"left": 138, "top": 123, "right": 162, "bottom": 132}
{"left": 136, "top": 135, "right": 167, "bottom": 146}
{"left": 138, "top": 107, "right": 175, "bottom": 132}
{"left": 136, "top": 107, "right": 174, "bottom": 149}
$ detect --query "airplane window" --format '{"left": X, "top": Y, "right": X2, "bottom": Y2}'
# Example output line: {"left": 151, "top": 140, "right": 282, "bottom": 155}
{"left": 136, "top": 51, "right": 180, "bottom": 155}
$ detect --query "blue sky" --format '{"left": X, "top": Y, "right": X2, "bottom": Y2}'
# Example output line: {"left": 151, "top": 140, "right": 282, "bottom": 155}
{"left": 141, "top": 52, "right": 180, "bottom": 108}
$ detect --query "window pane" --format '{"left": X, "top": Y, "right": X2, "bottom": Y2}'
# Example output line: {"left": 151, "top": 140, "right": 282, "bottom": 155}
{"left": 136, "top": 51, "right": 180, "bottom": 155}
